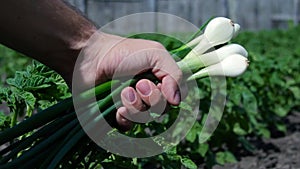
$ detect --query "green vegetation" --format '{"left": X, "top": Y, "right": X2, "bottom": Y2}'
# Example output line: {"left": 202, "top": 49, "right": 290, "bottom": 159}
{"left": 0, "top": 25, "right": 300, "bottom": 168}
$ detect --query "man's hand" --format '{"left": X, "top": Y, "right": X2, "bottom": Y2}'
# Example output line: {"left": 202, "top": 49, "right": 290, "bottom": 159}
{"left": 74, "top": 32, "right": 182, "bottom": 130}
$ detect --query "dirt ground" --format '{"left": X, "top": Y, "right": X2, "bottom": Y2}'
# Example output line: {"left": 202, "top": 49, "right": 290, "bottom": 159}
{"left": 213, "top": 110, "right": 300, "bottom": 169}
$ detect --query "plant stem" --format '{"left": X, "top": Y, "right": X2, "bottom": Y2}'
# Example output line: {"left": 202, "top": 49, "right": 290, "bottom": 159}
{"left": 0, "top": 97, "right": 73, "bottom": 145}
{"left": 10, "top": 109, "right": 18, "bottom": 128}
{"left": 40, "top": 122, "right": 83, "bottom": 168}
{"left": 170, "top": 17, "right": 212, "bottom": 55}
{"left": 2, "top": 118, "right": 78, "bottom": 168}
{"left": 0, "top": 112, "right": 75, "bottom": 163}
{"left": 77, "top": 80, "right": 119, "bottom": 101}
{"left": 0, "top": 80, "right": 117, "bottom": 145}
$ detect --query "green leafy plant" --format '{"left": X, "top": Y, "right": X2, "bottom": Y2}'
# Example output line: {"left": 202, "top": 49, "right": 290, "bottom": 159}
{"left": 202, "top": 26, "right": 300, "bottom": 167}
{"left": 0, "top": 61, "right": 71, "bottom": 127}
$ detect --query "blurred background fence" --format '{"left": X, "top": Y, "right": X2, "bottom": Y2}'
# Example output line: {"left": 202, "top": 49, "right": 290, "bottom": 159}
{"left": 67, "top": 0, "right": 300, "bottom": 32}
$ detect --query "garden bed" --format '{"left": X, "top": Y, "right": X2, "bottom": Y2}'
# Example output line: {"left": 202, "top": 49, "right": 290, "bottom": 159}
{"left": 213, "top": 110, "right": 300, "bottom": 169}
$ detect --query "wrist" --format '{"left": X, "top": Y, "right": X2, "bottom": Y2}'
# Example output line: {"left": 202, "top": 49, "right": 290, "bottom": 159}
{"left": 56, "top": 26, "right": 97, "bottom": 85}
{"left": 72, "top": 32, "right": 123, "bottom": 87}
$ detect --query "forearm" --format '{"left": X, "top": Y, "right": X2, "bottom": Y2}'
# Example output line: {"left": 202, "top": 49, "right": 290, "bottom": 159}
{"left": 0, "top": 0, "right": 97, "bottom": 82}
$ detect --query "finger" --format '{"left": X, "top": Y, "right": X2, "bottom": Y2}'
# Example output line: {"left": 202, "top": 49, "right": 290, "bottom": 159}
{"left": 135, "top": 79, "right": 163, "bottom": 106}
{"left": 136, "top": 79, "right": 167, "bottom": 116}
{"left": 121, "top": 87, "right": 151, "bottom": 123}
{"left": 116, "top": 107, "right": 133, "bottom": 131}
{"left": 161, "top": 75, "right": 181, "bottom": 105}
{"left": 121, "top": 87, "right": 145, "bottom": 113}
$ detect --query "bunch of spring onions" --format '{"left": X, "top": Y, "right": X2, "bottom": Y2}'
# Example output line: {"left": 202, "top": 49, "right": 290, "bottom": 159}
{"left": 176, "top": 17, "right": 248, "bottom": 78}
{"left": 0, "top": 17, "right": 249, "bottom": 168}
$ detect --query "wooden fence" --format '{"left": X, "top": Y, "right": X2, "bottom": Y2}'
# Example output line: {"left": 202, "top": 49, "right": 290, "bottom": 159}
{"left": 66, "top": 0, "right": 300, "bottom": 32}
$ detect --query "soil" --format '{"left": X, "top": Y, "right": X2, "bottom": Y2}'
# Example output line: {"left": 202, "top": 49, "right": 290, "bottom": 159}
{"left": 213, "top": 110, "right": 300, "bottom": 169}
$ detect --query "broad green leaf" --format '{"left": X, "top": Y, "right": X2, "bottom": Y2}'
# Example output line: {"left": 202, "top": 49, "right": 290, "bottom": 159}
{"left": 0, "top": 111, "right": 10, "bottom": 125}
{"left": 186, "top": 128, "right": 197, "bottom": 143}
{"left": 229, "top": 89, "right": 241, "bottom": 105}
{"left": 180, "top": 157, "right": 197, "bottom": 169}
{"left": 233, "top": 122, "right": 247, "bottom": 136}
{"left": 166, "top": 154, "right": 181, "bottom": 161}
{"left": 238, "top": 136, "right": 255, "bottom": 152}
{"left": 196, "top": 143, "right": 209, "bottom": 157}
{"left": 37, "top": 100, "right": 57, "bottom": 110}
{"left": 20, "top": 91, "right": 36, "bottom": 110}
{"left": 275, "top": 123, "right": 287, "bottom": 133}
{"left": 186, "top": 122, "right": 201, "bottom": 143}
{"left": 165, "top": 146, "right": 177, "bottom": 155}
{"left": 258, "top": 127, "right": 271, "bottom": 138}
{"left": 242, "top": 88, "right": 258, "bottom": 115}
{"left": 274, "top": 106, "right": 289, "bottom": 117}
{"left": 215, "top": 151, "right": 237, "bottom": 165}
{"left": 198, "top": 131, "right": 211, "bottom": 144}
{"left": 0, "top": 111, "right": 11, "bottom": 131}
{"left": 289, "top": 86, "right": 300, "bottom": 99}
{"left": 179, "top": 101, "right": 193, "bottom": 112}
{"left": 0, "top": 87, "right": 10, "bottom": 101}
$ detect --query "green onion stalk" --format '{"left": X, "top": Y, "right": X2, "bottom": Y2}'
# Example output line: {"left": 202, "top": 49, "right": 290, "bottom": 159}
{"left": 0, "top": 17, "right": 249, "bottom": 168}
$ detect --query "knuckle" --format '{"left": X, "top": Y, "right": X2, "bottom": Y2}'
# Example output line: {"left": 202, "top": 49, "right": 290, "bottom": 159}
{"left": 171, "top": 68, "right": 183, "bottom": 83}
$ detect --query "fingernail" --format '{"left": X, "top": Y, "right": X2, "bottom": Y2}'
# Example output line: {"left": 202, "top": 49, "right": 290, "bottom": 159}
{"left": 125, "top": 89, "right": 136, "bottom": 103}
{"left": 137, "top": 81, "right": 151, "bottom": 96}
{"left": 174, "top": 90, "right": 181, "bottom": 104}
